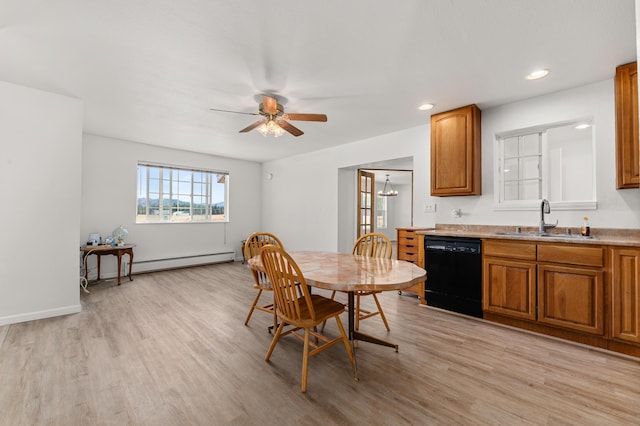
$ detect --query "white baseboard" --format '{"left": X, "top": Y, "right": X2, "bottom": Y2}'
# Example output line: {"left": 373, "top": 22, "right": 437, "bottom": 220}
{"left": 0, "top": 304, "right": 81, "bottom": 326}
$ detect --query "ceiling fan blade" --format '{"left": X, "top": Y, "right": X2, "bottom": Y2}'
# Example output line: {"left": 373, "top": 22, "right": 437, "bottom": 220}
{"left": 278, "top": 120, "right": 304, "bottom": 137}
{"left": 239, "top": 119, "right": 267, "bottom": 133}
{"left": 210, "top": 107, "right": 259, "bottom": 116}
{"left": 283, "top": 113, "right": 328, "bottom": 122}
{"left": 261, "top": 95, "right": 278, "bottom": 115}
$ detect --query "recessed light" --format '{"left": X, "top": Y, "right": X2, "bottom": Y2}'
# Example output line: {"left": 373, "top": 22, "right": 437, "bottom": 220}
{"left": 575, "top": 123, "right": 592, "bottom": 130}
{"left": 418, "top": 103, "right": 434, "bottom": 111}
{"left": 525, "top": 69, "right": 550, "bottom": 80}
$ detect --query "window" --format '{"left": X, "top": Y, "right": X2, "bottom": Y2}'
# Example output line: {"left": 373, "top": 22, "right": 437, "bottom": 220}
{"left": 136, "top": 162, "right": 229, "bottom": 223}
{"left": 499, "top": 132, "right": 542, "bottom": 202}
{"left": 495, "top": 120, "right": 596, "bottom": 210}
{"left": 376, "top": 195, "right": 388, "bottom": 229}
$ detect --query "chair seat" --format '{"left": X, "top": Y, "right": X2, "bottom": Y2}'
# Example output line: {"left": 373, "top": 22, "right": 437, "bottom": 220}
{"left": 281, "top": 295, "right": 345, "bottom": 327}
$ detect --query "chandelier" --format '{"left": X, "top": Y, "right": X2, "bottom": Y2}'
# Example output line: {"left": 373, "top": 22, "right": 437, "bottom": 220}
{"left": 256, "top": 119, "right": 285, "bottom": 137}
{"left": 378, "top": 174, "right": 398, "bottom": 197}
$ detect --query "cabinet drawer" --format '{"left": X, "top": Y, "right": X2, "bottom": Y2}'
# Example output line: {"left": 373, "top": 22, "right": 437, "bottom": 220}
{"left": 483, "top": 239, "right": 536, "bottom": 261}
{"left": 398, "top": 229, "right": 419, "bottom": 237}
{"left": 398, "top": 235, "right": 419, "bottom": 246}
{"left": 398, "top": 242, "right": 418, "bottom": 253}
{"left": 538, "top": 244, "right": 604, "bottom": 267}
{"left": 398, "top": 251, "right": 419, "bottom": 262}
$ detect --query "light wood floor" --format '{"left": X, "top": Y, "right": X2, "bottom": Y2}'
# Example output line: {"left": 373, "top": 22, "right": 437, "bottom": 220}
{"left": 1, "top": 261, "right": 640, "bottom": 425}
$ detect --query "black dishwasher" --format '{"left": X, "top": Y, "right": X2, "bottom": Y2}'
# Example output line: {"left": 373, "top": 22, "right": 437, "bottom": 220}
{"left": 424, "top": 236, "right": 483, "bottom": 318}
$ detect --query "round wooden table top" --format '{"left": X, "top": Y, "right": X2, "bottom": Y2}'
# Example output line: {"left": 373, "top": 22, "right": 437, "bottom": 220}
{"left": 248, "top": 250, "right": 426, "bottom": 293}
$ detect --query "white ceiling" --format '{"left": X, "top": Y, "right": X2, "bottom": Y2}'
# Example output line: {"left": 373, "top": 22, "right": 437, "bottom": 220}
{"left": 0, "top": 0, "right": 636, "bottom": 163}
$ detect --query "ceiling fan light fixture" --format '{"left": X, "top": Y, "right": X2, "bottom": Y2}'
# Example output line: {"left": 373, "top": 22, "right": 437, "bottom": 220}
{"left": 378, "top": 174, "right": 398, "bottom": 197}
{"left": 257, "top": 119, "right": 284, "bottom": 137}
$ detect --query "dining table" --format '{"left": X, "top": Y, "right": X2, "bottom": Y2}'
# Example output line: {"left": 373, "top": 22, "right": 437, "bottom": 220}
{"left": 247, "top": 250, "right": 427, "bottom": 352}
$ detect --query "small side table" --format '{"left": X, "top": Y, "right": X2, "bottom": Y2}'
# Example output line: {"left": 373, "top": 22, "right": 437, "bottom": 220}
{"left": 81, "top": 244, "right": 136, "bottom": 285}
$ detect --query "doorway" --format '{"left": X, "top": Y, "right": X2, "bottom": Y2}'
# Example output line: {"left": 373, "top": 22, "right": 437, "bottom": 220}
{"left": 337, "top": 157, "right": 414, "bottom": 253}
{"left": 358, "top": 168, "right": 413, "bottom": 241}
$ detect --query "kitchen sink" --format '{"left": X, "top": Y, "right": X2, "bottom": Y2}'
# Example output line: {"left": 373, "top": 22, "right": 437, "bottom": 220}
{"left": 494, "top": 231, "right": 594, "bottom": 239}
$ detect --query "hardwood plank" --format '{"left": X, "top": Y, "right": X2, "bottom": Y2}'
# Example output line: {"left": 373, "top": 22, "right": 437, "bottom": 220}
{"left": 0, "top": 262, "right": 639, "bottom": 425}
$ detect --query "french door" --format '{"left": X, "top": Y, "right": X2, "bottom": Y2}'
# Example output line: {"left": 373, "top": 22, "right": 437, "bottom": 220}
{"left": 357, "top": 170, "right": 375, "bottom": 238}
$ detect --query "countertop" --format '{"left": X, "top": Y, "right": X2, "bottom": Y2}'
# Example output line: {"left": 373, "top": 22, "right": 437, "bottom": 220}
{"left": 416, "top": 224, "right": 640, "bottom": 247}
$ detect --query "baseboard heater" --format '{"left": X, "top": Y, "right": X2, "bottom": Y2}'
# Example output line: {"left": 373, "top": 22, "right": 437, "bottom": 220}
{"left": 127, "top": 251, "right": 235, "bottom": 274}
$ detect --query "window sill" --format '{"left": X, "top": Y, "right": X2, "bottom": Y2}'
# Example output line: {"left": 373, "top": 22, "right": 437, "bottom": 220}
{"left": 493, "top": 200, "right": 597, "bottom": 211}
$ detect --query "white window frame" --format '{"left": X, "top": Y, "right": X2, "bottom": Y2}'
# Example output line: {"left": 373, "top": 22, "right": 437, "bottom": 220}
{"left": 136, "top": 162, "right": 229, "bottom": 223}
{"left": 493, "top": 119, "right": 597, "bottom": 211}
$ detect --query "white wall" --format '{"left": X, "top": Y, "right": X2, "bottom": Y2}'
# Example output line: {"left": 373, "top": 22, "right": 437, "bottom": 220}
{"left": 263, "top": 125, "right": 432, "bottom": 252}
{"left": 457, "top": 79, "right": 640, "bottom": 229}
{"left": 262, "top": 79, "right": 640, "bottom": 251}
{"left": 81, "top": 134, "right": 262, "bottom": 278}
{"left": 0, "top": 81, "right": 83, "bottom": 325}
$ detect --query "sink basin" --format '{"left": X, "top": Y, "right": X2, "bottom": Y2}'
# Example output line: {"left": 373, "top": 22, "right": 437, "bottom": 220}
{"left": 536, "top": 232, "right": 594, "bottom": 239}
{"left": 494, "top": 231, "right": 594, "bottom": 239}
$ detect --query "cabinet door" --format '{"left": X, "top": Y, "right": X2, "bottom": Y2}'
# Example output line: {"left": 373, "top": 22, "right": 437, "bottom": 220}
{"left": 611, "top": 248, "right": 640, "bottom": 343}
{"left": 538, "top": 264, "right": 604, "bottom": 335}
{"left": 483, "top": 257, "right": 536, "bottom": 320}
{"left": 615, "top": 61, "right": 639, "bottom": 189}
{"left": 430, "top": 104, "right": 481, "bottom": 196}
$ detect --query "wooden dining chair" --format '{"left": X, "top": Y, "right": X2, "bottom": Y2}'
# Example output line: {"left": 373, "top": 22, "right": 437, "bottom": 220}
{"left": 260, "top": 244, "right": 354, "bottom": 393}
{"left": 327, "top": 232, "right": 393, "bottom": 332}
{"left": 244, "top": 232, "right": 284, "bottom": 330}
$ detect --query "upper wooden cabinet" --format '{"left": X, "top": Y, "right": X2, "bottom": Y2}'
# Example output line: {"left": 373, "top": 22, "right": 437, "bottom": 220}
{"left": 430, "top": 104, "right": 481, "bottom": 196}
{"left": 615, "top": 61, "right": 639, "bottom": 189}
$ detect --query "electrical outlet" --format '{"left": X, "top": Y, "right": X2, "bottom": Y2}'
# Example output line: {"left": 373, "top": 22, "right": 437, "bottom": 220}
{"left": 424, "top": 203, "right": 436, "bottom": 213}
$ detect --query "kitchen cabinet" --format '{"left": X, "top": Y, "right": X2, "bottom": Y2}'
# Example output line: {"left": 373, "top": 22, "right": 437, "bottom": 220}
{"left": 611, "top": 247, "right": 640, "bottom": 344}
{"left": 430, "top": 104, "right": 481, "bottom": 196}
{"left": 483, "top": 240, "right": 537, "bottom": 320}
{"left": 396, "top": 228, "right": 428, "bottom": 303}
{"left": 615, "top": 61, "right": 639, "bottom": 189}
{"left": 483, "top": 240, "right": 605, "bottom": 335}
{"left": 537, "top": 244, "right": 605, "bottom": 335}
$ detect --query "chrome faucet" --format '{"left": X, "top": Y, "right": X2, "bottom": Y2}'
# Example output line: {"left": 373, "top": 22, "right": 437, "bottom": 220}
{"left": 539, "top": 198, "right": 558, "bottom": 234}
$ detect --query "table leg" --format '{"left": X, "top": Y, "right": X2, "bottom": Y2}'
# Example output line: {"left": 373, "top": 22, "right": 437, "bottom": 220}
{"left": 127, "top": 249, "right": 134, "bottom": 281}
{"left": 116, "top": 253, "right": 122, "bottom": 285}
{"left": 347, "top": 291, "right": 399, "bottom": 352}
{"left": 347, "top": 291, "right": 355, "bottom": 340}
{"left": 97, "top": 256, "right": 101, "bottom": 282}
{"left": 346, "top": 292, "right": 359, "bottom": 381}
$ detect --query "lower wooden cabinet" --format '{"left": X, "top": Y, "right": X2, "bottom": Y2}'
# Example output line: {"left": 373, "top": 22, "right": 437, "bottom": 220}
{"left": 483, "top": 257, "right": 536, "bottom": 320}
{"left": 483, "top": 239, "right": 606, "bottom": 336}
{"left": 483, "top": 239, "right": 537, "bottom": 320}
{"left": 611, "top": 247, "right": 640, "bottom": 344}
{"left": 538, "top": 264, "right": 604, "bottom": 335}
{"left": 396, "top": 228, "right": 428, "bottom": 303}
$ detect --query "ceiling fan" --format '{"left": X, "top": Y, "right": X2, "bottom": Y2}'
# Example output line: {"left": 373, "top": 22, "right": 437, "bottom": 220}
{"left": 210, "top": 95, "right": 327, "bottom": 137}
